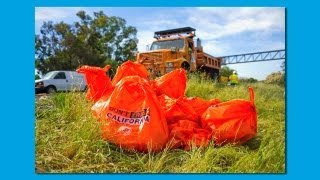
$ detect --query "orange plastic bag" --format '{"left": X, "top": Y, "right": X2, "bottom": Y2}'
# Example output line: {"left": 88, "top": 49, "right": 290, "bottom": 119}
{"left": 168, "top": 120, "right": 212, "bottom": 150}
{"left": 201, "top": 87, "right": 257, "bottom": 145}
{"left": 183, "top": 97, "right": 221, "bottom": 115}
{"left": 158, "top": 95, "right": 198, "bottom": 124}
{"left": 112, "top": 60, "right": 149, "bottom": 86}
{"left": 77, "top": 65, "right": 113, "bottom": 102}
{"left": 91, "top": 76, "right": 169, "bottom": 152}
{"left": 152, "top": 69, "right": 187, "bottom": 99}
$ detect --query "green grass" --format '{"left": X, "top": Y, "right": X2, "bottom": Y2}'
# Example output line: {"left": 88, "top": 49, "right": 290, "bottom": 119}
{"left": 35, "top": 74, "right": 285, "bottom": 173}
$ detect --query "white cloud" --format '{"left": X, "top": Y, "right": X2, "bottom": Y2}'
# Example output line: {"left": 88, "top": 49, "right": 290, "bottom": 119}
{"left": 201, "top": 40, "right": 230, "bottom": 56}
{"left": 133, "top": 7, "right": 285, "bottom": 80}
{"left": 136, "top": 30, "right": 155, "bottom": 52}
{"left": 134, "top": 7, "right": 285, "bottom": 60}
{"left": 140, "top": 19, "right": 180, "bottom": 30}
{"left": 187, "top": 7, "right": 285, "bottom": 40}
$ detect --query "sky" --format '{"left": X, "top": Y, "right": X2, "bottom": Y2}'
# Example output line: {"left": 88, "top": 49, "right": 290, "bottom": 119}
{"left": 35, "top": 7, "right": 285, "bottom": 80}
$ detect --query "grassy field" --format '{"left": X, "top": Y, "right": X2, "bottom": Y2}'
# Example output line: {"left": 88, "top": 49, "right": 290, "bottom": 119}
{"left": 35, "top": 74, "right": 285, "bottom": 173}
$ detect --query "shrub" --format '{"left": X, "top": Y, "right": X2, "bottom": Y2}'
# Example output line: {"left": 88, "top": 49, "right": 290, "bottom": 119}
{"left": 35, "top": 74, "right": 41, "bottom": 80}
{"left": 239, "top": 77, "right": 258, "bottom": 83}
{"left": 265, "top": 72, "right": 285, "bottom": 85}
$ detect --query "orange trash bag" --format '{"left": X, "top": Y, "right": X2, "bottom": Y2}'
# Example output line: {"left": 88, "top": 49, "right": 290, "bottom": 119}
{"left": 152, "top": 69, "right": 187, "bottom": 99}
{"left": 77, "top": 65, "right": 113, "bottom": 102}
{"left": 91, "top": 76, "right": 169, "bottom": 152}
{"left": 201, "top": 87, "right": 257, "bottom": 145}
{"left": 168, "top": 120, "right": 212, "bottom": 150}
{"left": 183, "top": 97, "right": 221, "bottom": 116}
{"left": 112, "top": 60, "right": 149, "bottom": 86}
{"left": 158, "top": 95, "right": 198, "bottom": 124}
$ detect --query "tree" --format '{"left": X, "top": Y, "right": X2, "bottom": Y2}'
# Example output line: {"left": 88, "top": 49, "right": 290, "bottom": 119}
{"left": 35, "top": 21, "right": 62, "bottom": 72}
{"left": 220, "top": 66, "right": 235, "bottom": 77}
{"left": 35, "top": 11, "right": 138, "bottom": 73}
{"left": 35, "top": 74, "right": 41, "bottom": 80}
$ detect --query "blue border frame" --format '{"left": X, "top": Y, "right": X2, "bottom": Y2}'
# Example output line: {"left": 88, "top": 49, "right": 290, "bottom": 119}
{"left": 34, "top": 0, "right": 286, "bottom": 7}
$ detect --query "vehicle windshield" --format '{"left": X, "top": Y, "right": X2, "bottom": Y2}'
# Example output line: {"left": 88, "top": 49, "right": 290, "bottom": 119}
{"left": 42, "top": 71, "right": 57, "bottom": 79}
{"left": 150, "top": 39, "right": 184, "bottom": 50}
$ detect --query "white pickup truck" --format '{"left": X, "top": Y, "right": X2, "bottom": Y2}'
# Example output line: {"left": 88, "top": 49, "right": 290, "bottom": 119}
{"left": 35, "top": 71, "right": 87, "bottom": 94}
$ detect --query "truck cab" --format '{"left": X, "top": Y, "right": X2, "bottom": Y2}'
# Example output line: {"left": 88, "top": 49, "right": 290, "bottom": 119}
{"left": 35, "top": 71, "right": 87, "bottom": 94}
{"left": 136, "top": 27, "right": 221, "bottom": 78}
{"left": 136, "top": 27, "right": 197, "bottom": 77}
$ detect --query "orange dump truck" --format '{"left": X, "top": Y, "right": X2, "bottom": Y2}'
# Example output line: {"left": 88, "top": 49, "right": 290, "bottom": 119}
{"left": 136, "top": 27, "right": 222, "bottom": 78}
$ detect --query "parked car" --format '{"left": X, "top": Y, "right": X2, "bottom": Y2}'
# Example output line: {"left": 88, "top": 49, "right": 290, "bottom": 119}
{"left": 35, "top": 71, "right": 87, "bottom": 94}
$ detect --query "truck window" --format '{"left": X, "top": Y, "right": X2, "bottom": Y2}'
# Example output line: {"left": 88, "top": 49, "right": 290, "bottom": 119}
{"left": 42, "top": 71, "right": 56, "bottom": 79}
{"left": 54, "top": 72, "right": 66, "bottom": 79}
{"left": 150, "top": 39, "right": 184, "bottom": 50}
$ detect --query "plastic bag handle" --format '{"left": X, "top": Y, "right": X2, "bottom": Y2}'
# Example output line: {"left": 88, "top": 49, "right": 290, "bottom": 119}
{"left": 103, "top": 65, "right": 111, "bottom": 72}
{"left": 77, "top": 65, "right": 111, "bottom": 75}
{"left": 248, "top": 87, "right": 255, "bottom": 105}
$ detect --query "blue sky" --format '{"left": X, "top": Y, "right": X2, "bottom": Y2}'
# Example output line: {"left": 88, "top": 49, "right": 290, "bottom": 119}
{"left": 35, "top": 7, "right": 285, "bottom": 80}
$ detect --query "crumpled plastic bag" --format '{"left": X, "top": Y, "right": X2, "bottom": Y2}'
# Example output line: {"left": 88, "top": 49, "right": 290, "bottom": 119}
{"left": 158, "top": 95, "right": 198, "bottom": 124}
{"left": 152, "top": 69, "right": 187, "bottom": 99}
{"left": 201, "top": 87, "right": 257, "bottom": 145}
{"left": 77, "top": 65, "right": 113, "bottom": 102}
{"left": 91, "top": 76, "right": 169, "bottom": 152}
{"left": 183, "top": 97, "right": 221, "bottom": 117}
{"left": 157, "top": 95, "right": 220, "bottom": 150}
{"left": 168, "top": 119, "right": 212, "bottom": 150}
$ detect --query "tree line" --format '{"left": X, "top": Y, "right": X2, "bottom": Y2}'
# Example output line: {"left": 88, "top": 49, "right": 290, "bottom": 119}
{"left": 35, "top": 11, "right": 138, "bottom": 74}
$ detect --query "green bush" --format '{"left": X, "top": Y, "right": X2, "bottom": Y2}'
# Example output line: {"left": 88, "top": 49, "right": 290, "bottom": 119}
{"left": 35, "top": 74, "right": 41, "bottom": 80}
{"left": 239, "top": 77, "right": 258, "bottom": 83}
{"left": 265, "top": 72, "right": 285, "bottom": 85}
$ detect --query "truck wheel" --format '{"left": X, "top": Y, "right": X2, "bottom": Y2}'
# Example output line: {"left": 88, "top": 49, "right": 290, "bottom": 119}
{"left": 46, "top": 86, "right": 56, "bottom": 94}
{"left": 181, "top": 62, "right": 190, "bottom": 71}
